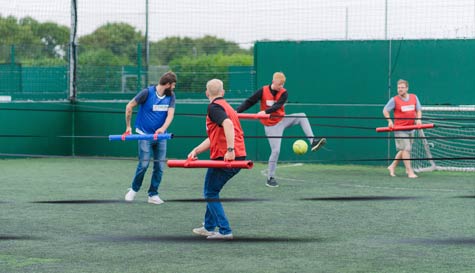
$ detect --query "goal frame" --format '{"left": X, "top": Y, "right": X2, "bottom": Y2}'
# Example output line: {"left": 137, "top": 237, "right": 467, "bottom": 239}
{"left": 411, "top": 105, "right": 475, "bottom": 172}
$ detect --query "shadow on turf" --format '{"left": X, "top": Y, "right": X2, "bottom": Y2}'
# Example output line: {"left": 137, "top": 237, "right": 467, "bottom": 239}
{"left": 95, "top": 235, "right": 326, "bottom": 243}
{"left": 300, "top": 196, "right": 420, "bottom": 201}
{"left": 0, "top": 235, "right": 40, "bottom": 241}
{"left": 32, "top": 200, "right": 124, "bottom": 204}
{"left": 166, "top": 198, "right": 270, "bottom": 203}
{"left": 402, "top": 238, "right": 475, "bottom": 245}
{"left": 454, "top": 195, "right": 475, "bottom": 199}
{"left": 31, "top": 198, "right": 269, "bottom": 204}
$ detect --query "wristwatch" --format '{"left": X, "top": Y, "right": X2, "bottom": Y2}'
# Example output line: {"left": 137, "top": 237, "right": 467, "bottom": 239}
{"left": 227, "top": 147, "right": 234, "bottom": 152}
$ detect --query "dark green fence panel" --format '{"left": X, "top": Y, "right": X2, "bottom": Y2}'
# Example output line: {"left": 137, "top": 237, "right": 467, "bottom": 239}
{"left": 77, "top": 66, "right": 122, "bottom": 93}
{"left": 0, "top": 65, "right": 67, "bottom": 100}
{"left": 255, "top": 39, "right": 475, "bottom": 105}
{"left": 22, "top": 66, "right": 68, "bottom": 93}
{"left": 228, "top": 66, "right": 255, "bottom": 97}
{"left": 254, "top": 39, "right": 475, "bottom": 164}
{"left": 0, "top": 103, "right": 72, "bottom": 156}
{"left": 0, "top": 64, "right": 21, "bottom": 92}
{"left": 2, "top": 39, "right": 474, "bottom": 166}
{"left": 72, "top": 101, "right": 260, "bottom": 161}
{"left": 0, "top": 101, "right": 403, "bottom": 165}
{"left": 254, "top": 40, "right": 389, "bottom": 104}
{"left": 389, "top": 39, "right": 475, "bottom": 105}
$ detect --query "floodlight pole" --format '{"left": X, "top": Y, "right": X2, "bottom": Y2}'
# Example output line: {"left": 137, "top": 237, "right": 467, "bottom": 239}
{"left": 345, "top": 7, "right": 348, "bottom": 40}
{"left": 145, "top": 0, "right": 149, "bottom": 85}
{"left": 69, "top": 0, "right": 78, "bottom": 157}
{"left": 69, "top": 0, "right": 78, "bottom": 102}
{"left": 384, "top": 0, "right": 388, "bottom": 40}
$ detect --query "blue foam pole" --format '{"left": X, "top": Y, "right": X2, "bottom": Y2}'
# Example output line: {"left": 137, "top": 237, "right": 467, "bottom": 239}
{"left": 109, "top": 133, "right": 173, "bottom": 141}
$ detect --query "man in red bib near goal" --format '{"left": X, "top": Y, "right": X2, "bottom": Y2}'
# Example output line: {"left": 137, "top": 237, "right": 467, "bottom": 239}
{"left": 383, "top": 79, "right": 422, "bottom": 178}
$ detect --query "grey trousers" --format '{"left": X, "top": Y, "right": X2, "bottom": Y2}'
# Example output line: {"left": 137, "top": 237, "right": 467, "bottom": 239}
{"left": 263, "top": 113, "right": 315, "bottom": 178}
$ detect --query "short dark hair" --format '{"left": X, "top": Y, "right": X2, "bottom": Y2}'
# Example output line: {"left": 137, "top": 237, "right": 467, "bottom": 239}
{"left": 159, "top": 71, "right": 177, "bottom": 85}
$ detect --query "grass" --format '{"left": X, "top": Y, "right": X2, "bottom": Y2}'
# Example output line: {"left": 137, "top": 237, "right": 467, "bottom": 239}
{"left": 0, "top": 158, "right": 474, "bottom": 273}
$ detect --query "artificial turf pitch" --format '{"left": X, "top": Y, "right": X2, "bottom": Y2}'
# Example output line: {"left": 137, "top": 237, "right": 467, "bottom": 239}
{"left": 1, "top": 158, "right": 474, "bottom": 273}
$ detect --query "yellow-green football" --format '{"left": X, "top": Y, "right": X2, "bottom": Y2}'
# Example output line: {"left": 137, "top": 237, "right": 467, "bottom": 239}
{"left": 292, "top": 139, "right": 308, "bottom": 155}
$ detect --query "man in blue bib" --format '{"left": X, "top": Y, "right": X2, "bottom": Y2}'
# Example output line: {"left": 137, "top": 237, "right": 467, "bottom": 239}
{"left": 124, "top": 72, "right": 177, "bottom": 204}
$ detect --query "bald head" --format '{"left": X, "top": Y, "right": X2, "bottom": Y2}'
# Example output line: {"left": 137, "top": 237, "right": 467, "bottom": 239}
{"left": 206, "top": 79, "right": 224, "bottom": 98}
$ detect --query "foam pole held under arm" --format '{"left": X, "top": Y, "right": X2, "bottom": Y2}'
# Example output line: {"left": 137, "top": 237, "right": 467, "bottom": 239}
{"left": 237, "top": 113, "right": 270, "bottom": 119}
{"left": 167, "top": 159, "right": 254, "bottom": 169}
{"left": 376, "top": 123, "right": 434, "bottom": 132}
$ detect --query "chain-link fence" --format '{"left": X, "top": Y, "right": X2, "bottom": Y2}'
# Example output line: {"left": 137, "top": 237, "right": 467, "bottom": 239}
{"left": 1, "top": 0, "right": 475, "bottom": 100}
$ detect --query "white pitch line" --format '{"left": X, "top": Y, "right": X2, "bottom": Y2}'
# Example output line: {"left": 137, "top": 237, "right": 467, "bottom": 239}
{"left": 337, "top": 183, "right": 469, "bottom": 193}
{"left": 259, "top": 163, "right": 470, "bottom": 193}
{"left": 260, "top": 163, "right": 307, "bottom": 182}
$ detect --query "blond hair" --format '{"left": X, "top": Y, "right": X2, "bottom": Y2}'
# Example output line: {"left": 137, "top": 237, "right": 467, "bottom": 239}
{"left": 397, "top": 79, "right": 409, "bottom": 87}
{"left": 273, "top": 72, "right": 286, "bottom": 84}
{"left": 206, "top": 79, "right": 224, "bottom": 96}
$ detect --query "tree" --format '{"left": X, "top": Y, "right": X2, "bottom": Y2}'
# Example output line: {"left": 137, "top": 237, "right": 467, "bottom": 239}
{"left": 76, "top": 49, "right": 132, "bottom": 92}
{"left": 0, "top": 15, "right": 36, "bottom": 45}
{"left": 78, "top": 49, "right": 130, "bottom": 66}
{"left": 78, "top": 23, "right": 144, "bottom": 65}
{"left": 0, "top": 15, "right": 69, "bottom": 64}
{"left": 194, "top": 35, "right": 248, "bottom": 55}
{"left": 150, "top": 35, "right": 251, "bottom": 65}
{"left": 170, "top": 53, "right": 253, "bottom": 92}
{"left": 30, "top": 21, "right": 69, "bottom": 58}
{"left": 149, "top": 36, "right": 195, "bottom": 65}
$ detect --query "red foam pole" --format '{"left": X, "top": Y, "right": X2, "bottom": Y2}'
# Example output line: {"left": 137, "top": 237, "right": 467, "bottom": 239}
{"left": 376, "top": 123, "right": 434, "bottom": 132}
{"left": 237, "top": 113, "right": 270, "bottom": 119}
{"left": 167, "top": 159, "right": 254, "bottom": 169}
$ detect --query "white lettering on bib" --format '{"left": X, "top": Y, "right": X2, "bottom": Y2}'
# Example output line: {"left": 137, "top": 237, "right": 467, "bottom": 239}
{"left": 401, "top": 105, "right": 415, "bottom": 112}
{"left": 266, "top": 100, "right": 275, "bottom": 107}
{"left": 153, "top": 104, "right": 169, "bottom": 111}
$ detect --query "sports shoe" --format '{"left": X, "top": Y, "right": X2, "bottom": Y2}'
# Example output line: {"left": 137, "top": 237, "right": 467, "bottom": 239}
{"left": 147, "top": 195, "right": 164, "bottom": 204}
{"left": 125, "top": 188, "right": 137, "bottom": 202}
{"left": 311, "top": 138, "right": 327, "bottom": 152}
{"left": 207, "top": 232, "right": 233, "bottom": 240}
{"left": 266, "top": 177, "right": 279, "bottom": 188}
{"left": 192, "top": 227, "right": 216, "bottom": 237}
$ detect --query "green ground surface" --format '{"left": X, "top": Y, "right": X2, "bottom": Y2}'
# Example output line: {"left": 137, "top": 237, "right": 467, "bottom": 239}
{"left": 1, "top": 158, "right": 474, "bottom": 273}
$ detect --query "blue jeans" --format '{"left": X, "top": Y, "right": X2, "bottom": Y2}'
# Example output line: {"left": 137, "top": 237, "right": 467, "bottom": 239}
{"left": 203, "top": 166, "right": 241, "bottom": 235}
{"left": 130, "top": 139, "right": 167, "bottom": 196}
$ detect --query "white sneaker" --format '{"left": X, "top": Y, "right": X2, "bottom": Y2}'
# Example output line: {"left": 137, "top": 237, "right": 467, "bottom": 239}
{"left": 192, "top": 227, "right": 216, "bottom": 236}
{"left": 147, "top": 195, "right": 164, "bottom": 204}
{"left": 206, "top": 232, "right": 233, "bottom": 240}
{"left": 125, "top": 188, "right": 137, "bottom": 202}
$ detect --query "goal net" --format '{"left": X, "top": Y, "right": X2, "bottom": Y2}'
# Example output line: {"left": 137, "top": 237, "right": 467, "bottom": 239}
{"left": 411, "top": 106, "right": 475, "bottom": 172}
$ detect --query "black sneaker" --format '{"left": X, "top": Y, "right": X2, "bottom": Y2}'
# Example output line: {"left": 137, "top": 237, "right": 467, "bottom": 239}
{"left": 311, "top": 138, "right": 327, "bottom": 152}
{"left": 266, "top": 177, "right": 279, "bottom": 188}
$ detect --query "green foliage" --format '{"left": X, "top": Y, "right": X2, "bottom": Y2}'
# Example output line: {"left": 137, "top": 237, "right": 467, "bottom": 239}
{"left": 78, "top": 49, "right": 131, "bottom": 66}
{"left": 0, "top": 15, "right": 36, "bottom": 45}
{"left": 77, "top": 23, "right": 145, "bottom": 91}
{"left": 76, "top": 49, "right": 134, "bottom": 92}
{"left": 78, "top": 22, "right": 144, "bottom": 65}
{"left": 20, "top": 57, "right": 67, "bottom": 66}
{"left": 0, "top": 15, "right": 68, "bottom": 64}
{"left": 1, "top": 17, "right": 253, "bottom": 94}
{"left": 150, "top": 35, "right": 251, "bottom": 65}
{"left": 149, "top": 36, "right": 195, "bottom": 65}
{"left": 170, "top": 53, "right": 253, "bottom": 92}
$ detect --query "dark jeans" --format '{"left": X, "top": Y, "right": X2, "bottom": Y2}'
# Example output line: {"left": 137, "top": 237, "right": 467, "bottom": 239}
{"left": 203, "top": 166, "right": 241, "bottom": 235}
